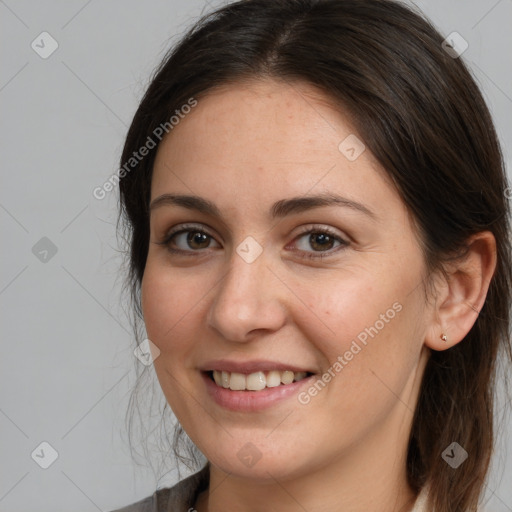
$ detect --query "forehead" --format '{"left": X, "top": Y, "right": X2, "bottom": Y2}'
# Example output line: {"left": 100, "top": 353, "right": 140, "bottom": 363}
{"left": 157, "top": 79, "right": 358, "bottom": 159}
{"left": 150, "top": 79, "right": 403, "bottom": 220}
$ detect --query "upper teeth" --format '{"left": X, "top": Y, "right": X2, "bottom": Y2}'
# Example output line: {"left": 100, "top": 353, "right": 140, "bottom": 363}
{"left": 212, "top": 370, "right": 309, "bottom": 391}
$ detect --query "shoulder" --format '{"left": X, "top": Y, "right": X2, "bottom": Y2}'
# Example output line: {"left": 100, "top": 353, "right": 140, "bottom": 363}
{"left": 109, "top": 464, "right": 209, "bottom": 512}
{"left": 109, "top": 493, "right": 156, "bottom": 512}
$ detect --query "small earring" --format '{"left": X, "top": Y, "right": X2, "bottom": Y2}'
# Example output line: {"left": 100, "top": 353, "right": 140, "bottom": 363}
{"left": 440, "top": 333, "right": 448, "bottom": 342}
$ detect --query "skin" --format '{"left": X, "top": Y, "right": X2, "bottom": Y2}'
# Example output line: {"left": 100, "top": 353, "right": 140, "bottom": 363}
{"left": 141, "top": 79, "right": 496, "bottom": 512}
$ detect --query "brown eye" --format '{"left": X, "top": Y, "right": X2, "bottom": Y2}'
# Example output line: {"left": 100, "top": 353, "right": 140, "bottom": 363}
{"left": 158, "top": 224, "right": 221, "bottom": 254}
{"left": 185, "top": 231, "right": 211, "bottom": 249}
{"left": 308, "top": 232, "right": 336, "bottom": 251}
{"left": 293, "top": 228, "right": 348, "bottom": 258}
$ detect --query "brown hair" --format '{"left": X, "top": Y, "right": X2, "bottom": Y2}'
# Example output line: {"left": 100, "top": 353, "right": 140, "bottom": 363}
{"left": 117, "top": 1, "right": 512, "bottom": 510}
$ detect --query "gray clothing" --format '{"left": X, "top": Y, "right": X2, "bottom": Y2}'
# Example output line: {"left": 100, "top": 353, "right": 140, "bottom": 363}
{"left": 110, "top": 465, "right": 209, "bottom": 512}
{"left": 110, "top": 465, "right": 435, "bottom": 512}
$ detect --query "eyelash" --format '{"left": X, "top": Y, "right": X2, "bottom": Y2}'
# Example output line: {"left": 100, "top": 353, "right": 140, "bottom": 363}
{"left": 156, "top": 223, "right": 349, "bottom": 260}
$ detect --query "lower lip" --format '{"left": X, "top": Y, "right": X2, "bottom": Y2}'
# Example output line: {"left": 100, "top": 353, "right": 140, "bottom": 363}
{"left": 202, "top": 372, "right": 314, "bottom": 412}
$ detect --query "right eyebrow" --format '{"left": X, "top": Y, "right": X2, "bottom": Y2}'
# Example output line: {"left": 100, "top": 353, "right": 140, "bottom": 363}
{"left": 150, "top": 194, "right": 222, "bottom": 217}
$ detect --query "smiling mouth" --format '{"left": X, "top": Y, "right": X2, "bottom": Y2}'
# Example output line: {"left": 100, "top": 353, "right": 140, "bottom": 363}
{"left": 207, "top": 370, "right": 313, "bottom": 391}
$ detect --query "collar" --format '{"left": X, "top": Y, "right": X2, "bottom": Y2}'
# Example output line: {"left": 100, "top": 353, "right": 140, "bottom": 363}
{"left": 410, "top": 485, "right": 429, "bottom": 512}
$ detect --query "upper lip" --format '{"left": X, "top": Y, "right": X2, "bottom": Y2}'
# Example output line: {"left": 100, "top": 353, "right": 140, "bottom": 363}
{"left": 199, "top": 359, "right": 315, "bottom": 374}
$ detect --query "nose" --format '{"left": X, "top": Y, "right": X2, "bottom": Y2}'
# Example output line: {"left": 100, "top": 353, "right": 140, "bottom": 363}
{"left": 206, "top": 247, "right": 287, "bottom": 343}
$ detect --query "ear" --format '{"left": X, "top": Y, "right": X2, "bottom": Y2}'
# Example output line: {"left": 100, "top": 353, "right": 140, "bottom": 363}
{"left": 425, "top": 231, "right": 497, "bottom": 351}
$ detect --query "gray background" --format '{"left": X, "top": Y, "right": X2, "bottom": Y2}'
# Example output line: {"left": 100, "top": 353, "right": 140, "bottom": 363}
{"left": 1, "top": 0, "right": 511, "bottom": 511}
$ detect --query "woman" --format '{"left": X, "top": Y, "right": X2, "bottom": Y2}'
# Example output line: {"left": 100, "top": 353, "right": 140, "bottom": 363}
{"left": 112, "top": 0, "right": 512, "bottom": 511}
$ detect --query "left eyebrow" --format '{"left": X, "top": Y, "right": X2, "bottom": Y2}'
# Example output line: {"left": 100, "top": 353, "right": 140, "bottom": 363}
{"left": 149, "top": 192, "right": 376, "bottom": 220}
{"left": 270, "top": 192, "right": 376, "bottom": 220}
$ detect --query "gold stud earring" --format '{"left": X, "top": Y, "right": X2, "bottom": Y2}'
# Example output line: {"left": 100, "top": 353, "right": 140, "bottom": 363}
{"left": 440, "top": 333, "right": 448, "bottom": 342}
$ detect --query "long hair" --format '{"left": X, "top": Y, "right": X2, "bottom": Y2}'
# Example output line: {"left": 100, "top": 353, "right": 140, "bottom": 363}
{"left": 117, "top": 1, "right": 512, "bottom": 509}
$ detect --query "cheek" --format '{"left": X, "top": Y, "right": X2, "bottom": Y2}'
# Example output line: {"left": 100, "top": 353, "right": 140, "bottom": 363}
{"left": 295, "top": 260, "right": 424, "bottom": 380}
{"left": 299, "top": 282, "right": 422, "bottom": 430}
{"left": 293, "top": 270, "right": 394, "bottom": 351}
{"left": 141, "top": 264, "right": 201, "bottom": 353}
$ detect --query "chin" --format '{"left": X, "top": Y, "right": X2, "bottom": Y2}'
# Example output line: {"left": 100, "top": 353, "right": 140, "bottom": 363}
{"left": 199, "top": 434, "right": 319, "bottom": 483}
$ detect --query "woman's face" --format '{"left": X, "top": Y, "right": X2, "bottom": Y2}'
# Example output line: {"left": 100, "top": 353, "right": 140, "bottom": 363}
{"left": 142, "top": 80, "right": 431, "bottom": 481}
